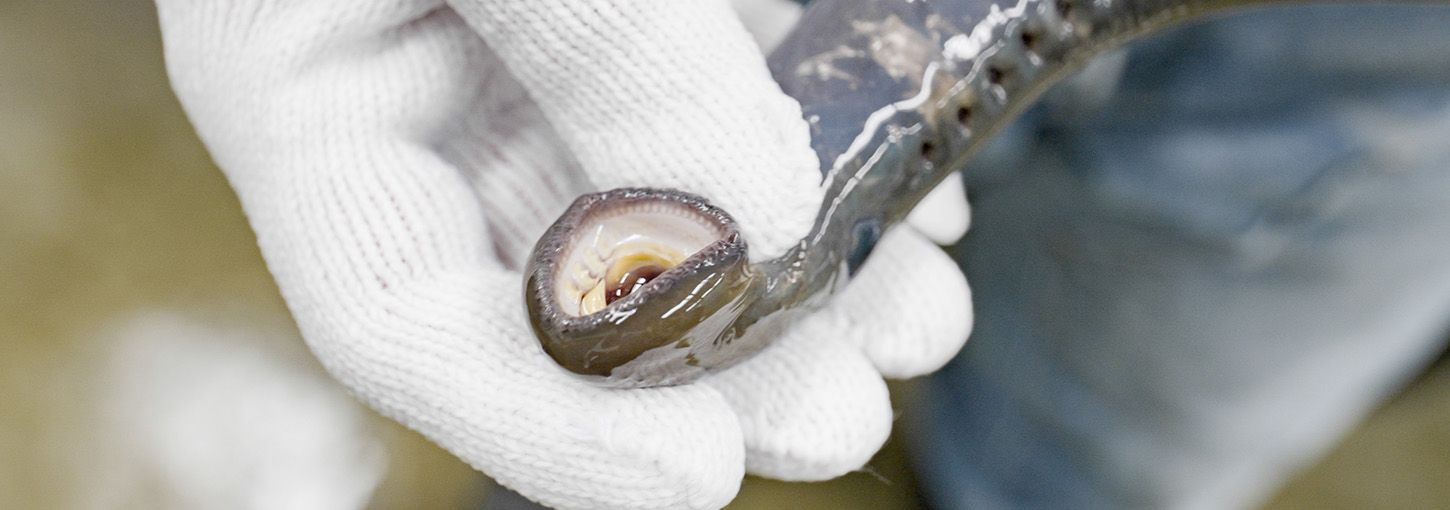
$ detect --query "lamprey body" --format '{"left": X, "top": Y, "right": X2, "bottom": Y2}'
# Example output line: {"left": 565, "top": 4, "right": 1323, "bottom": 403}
{"left": 525, "top": 0, "right": 1448, "bottom": 387}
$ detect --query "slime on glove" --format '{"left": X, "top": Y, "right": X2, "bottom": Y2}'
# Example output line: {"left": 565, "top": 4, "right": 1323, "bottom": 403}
{"left": 524, "top": 0, "right": 1450, "bottom": 387}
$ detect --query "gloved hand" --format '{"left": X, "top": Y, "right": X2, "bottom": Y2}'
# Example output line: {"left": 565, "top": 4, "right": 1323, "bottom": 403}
{"left": 156, "top": 0, "right": 973, "bottom": 508}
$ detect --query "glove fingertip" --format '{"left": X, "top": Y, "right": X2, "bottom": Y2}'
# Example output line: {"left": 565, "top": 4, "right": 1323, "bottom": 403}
{"left": 906, "top": 171, "right": 971, "bottom": 245}
{"left": 840, "top": 228, "right": 973, "bottom": 379}
{"left": 710, "top": 332, "right": 893, "bottom": 482}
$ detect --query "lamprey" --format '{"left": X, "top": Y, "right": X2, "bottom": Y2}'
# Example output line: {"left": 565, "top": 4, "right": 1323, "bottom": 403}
{"left": 524, "top": 0, "right": 1449, "bottom": 387}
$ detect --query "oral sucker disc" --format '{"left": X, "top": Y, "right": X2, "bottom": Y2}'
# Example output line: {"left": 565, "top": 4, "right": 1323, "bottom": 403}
{"left": 555, "top": 201, "right": 727, "bottom": 316}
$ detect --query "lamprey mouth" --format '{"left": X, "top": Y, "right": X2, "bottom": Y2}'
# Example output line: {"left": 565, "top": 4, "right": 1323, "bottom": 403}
{"left": 524, "top": 189, "right": 757, "bottom": 386}
{"left": 546, "top": 190, "right": 735, "bottom": 317}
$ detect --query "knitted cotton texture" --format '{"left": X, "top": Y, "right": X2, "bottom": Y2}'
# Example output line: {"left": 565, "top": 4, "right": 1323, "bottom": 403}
{"left": 156, "top": 1, "right": 973, "bottom": 508}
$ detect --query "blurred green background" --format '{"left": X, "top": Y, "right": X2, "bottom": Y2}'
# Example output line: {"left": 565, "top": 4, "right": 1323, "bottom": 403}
{"left": 0, "top": 0, "right": 1445, "bottom": 508}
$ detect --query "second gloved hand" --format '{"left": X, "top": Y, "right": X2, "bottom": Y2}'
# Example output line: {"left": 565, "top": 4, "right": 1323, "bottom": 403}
{"left": 156, "top": 0, "right": 973, "bottom": 508}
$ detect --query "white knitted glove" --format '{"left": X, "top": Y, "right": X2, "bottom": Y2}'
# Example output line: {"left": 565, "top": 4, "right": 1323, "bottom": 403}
{"left": 157, "top": 0, "right": 972, "bottom": 508}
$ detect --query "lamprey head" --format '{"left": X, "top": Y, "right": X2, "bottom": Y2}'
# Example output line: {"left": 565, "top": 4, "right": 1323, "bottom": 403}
{"left": 524, "top": 188, "right": 762, "bottom": 387}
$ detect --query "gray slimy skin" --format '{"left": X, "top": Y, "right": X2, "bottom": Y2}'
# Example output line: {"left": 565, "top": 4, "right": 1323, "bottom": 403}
{"left": 525, "top": 0, "right": 1445, "bottom": 388}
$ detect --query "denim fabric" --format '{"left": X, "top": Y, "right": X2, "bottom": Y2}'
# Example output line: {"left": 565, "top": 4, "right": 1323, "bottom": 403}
{"left": 912, "top": 5, "right": 1450, "bottom": 509}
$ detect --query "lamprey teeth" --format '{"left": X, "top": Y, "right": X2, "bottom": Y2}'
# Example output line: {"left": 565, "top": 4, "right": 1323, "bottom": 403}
{"left": 531, "top": 189, "right": 737, "bottom": 317}
{"left": 525, "top": 189, "right": 755, "bottom": 385}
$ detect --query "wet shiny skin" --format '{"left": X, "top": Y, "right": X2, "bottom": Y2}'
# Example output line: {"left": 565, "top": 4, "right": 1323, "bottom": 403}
{"left": 525, "top": 0, "right": 1446, "bottom": 387}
